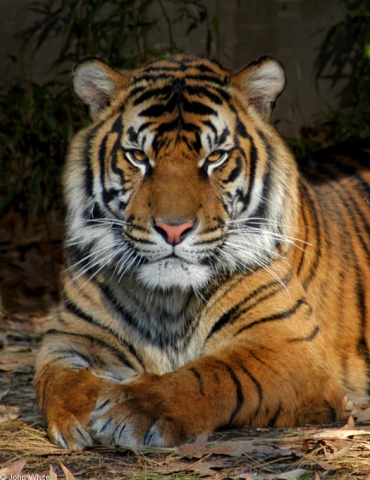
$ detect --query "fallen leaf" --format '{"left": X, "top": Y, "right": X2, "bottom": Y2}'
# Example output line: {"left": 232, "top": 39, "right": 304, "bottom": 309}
{"left": 353, "top": 407, "right": 370, "bottom": 423}
{"left": 277, "top": 469, "right": 309, "bottom": 480}
{"left": 49, "top": 465, "right": 58, "bottom": 480}
{"left": 322, "top": 438, "right": 352, "bottom": 452}
{"left": 0, "top": 458, "right": 27, "bottom": 477}
{"left": 311, "top": 428, "right": 369, "bottom": 440}
{"left": 60, "top": 463, "right": 77, "bottom": 480}
{"left": 178, "top": 432, "right": 208, "bottom": 458}
{"left": 207, "top": 440, "right": 297, "bottom": 459}
{"left": 342, "top": 415, "right": 355, "bottom": 429}
{"left": 327, "top": 443, "right": 352, "bottom": 460}
{"left": 314, "top": 460, "right": 339, "bottom": 471}
{"left": 0, "top": 412, "right": 19, "bottom": 424}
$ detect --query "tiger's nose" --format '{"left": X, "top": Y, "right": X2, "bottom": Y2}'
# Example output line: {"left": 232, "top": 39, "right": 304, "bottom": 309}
{"left": 154, "top": 220, "right": 195, "bottom": 245}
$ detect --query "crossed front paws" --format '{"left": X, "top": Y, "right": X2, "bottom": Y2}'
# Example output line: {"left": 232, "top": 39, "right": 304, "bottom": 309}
{"left": 46, "top": 369, "right": 199, "bottom": 449}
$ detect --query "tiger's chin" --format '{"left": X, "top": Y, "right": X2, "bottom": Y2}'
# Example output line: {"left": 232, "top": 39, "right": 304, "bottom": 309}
{"left": 136, "top": 258, "right": 213, "bottom": 291}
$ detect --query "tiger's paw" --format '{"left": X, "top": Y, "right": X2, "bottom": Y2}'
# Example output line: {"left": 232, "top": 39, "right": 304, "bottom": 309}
{"left": 48, "top": 411, "right": 93, "bottom": 450}
{"left": 90, "top": 374, "right": 189, "bottom": 447}
{"left": 41, "top": 367, "right": 137, "bottom": 450}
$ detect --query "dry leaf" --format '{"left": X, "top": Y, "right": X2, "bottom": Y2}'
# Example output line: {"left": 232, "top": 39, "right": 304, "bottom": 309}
{"left": 277, "top": 469, "right": 309, "bottom": 480}
{"left": 208, "top": 440, "right": 258, "bottom": 456}
{"left": 312, "top": 428, "right": 369, "bottom": 440}
{"left": 0, "top": 410, "right": 19, "bottom": 424}
{"left": 49, "top": 465, "right": 58, "bottom": 480}
{"left": 177, "top": 432, "right": 208, "bottom": 457}
{"left": 326, "top": 443, "right": 352, "bottom": 460}
{"left": 353, "top": 406, "right": 370, "bottom": 423}
{"left": 342, "top": 415, "right": 355, "bottom": 429}
{"left": 207, "top": 439, "right": 297, "bottom": 459}
{"left": 0, "top": 458, "right": 27, "bottom": 477}
{"left": 60, "top": 463, "right": 77, "bottom": 480}
{"left": 314, "top": 460, "right": 339, "bottom": 471}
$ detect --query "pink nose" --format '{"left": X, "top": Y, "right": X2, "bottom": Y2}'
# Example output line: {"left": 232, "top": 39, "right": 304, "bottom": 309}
{"left": 155, "top": 221, "right": 194, "bottom": 245}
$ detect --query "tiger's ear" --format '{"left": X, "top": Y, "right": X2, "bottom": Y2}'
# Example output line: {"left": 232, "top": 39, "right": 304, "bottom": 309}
{"left": 73, "top": 57, "right": 129, "bottom": 121}
{"left": 232, "top": 56, "right": 286, "bottom": 122}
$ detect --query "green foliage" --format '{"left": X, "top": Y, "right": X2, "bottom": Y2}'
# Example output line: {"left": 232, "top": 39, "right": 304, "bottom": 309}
{"left": 1, "top": 0, "right": 217, "bottom": 226}
{"left": 314, "top": 0, "right": 370, "bottom": 143}
{"left": 0, "top": 80, "right": 86, "bottom": 224}
{"left": 24, "top": 0, "right": 215, "bottom": 70}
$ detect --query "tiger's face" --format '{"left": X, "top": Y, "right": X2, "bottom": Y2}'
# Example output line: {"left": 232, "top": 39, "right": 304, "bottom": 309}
{"left": 66, "top": 55, "right": 297, "bottom": 291}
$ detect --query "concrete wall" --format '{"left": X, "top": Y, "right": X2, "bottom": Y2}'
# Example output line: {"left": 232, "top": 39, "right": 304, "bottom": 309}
{"left": 0, "top": 0, "right": 343, "bottom": 135}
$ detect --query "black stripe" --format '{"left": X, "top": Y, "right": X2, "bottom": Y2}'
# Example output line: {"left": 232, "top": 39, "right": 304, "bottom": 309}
{"left": 64, "top": 294, "right": 98, "bottom": 324}
{"left": 84, "top": 125, "right": 102, "bottom": 197}
{"left": 44, "top": 328, "right": 137, "bottom": 369}
{"left": 63, "top": 292, "right": 144, "bottom": 367}
{"left": 41, "top": 347, "right": 91, "bottom": 367}
{"left": 189, "top": 367, "right": 205, "bottom": 396}
{"left": 143, "top": 59, "right": 224, "bottom": 74}
{"left": 186, "top": 85, "right": 224, "bottom": 105}
{"left": 133, "top": 85, "right": 172, "bottom": 106}
{"left": 267, "top": 402, "right": 282, "bottom": 427}
{"left": 316, "top": 163, "right": 370, "bottom": 261}
{"left": 181, "top": 98, "right": 218, "bottom": 116}
{"left": 225, "top": 364, "right": 244, "bottom": 425}
{"left": 207, "top": 274, "right": 290, "bottom": 340}
{"left": 217, "top": 126, "right": 231, "bottom": 145}
{"left": 296, "top": 200, "right": 309, "bottom": 277}
{"left": 287, "top": 325, "right": 320, "bottom": 343}
{"left": 299, "top": 180, "right": 322, "bottom": 289}
{"left": 99, "top": 134, "right": 108, "bottom": 202}
{"left": 240, "top": 134, "right": 258, "bottom": 213}
{"left": 235, "top": 298, "right": 307, "bottom": 336}
{"left": 223, "top": 155, "right": 242, "bottom": 184}
{"left": 202, "top": 119, "right": 218, "bottom": 144}
{"left": 201, "top": 273, "right": 249, "bottom": 319}
{"left": 98, "top": 282, "right": 177, "bottom": 349}
{"left": 140, "top": 103, "right": 166, "bottom": 118}
{"left": 125, "top": 85, "right": 146, "bottom": 101}
{"left": 237, "top": 362, "right": 263, "bottom": 416}
{"left": 234, "top": 118, "right": 249, "bottom": 139}
{"left": 354, "top": 263, "right": 370, "bottom": 390}
{"left": 111, "top": 114, "right": 124, "bottom": 135}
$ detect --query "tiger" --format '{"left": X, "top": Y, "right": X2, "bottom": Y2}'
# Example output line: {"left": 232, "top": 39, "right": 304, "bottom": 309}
{"left": 34, "top": 53, "right": 370, "bottom": 450}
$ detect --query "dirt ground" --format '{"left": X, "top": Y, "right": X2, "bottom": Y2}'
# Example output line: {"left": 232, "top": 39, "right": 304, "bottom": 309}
{"left": 1, "top": 219, "right": 370, "bottom": 479}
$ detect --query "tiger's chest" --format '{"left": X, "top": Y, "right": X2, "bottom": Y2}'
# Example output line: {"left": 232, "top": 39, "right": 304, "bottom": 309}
{"left": 99, "top": 274, "right": 213, "bottom": 374}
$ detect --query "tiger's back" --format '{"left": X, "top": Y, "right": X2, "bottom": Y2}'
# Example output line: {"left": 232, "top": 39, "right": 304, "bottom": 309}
{"left": 34, "top": 54, "right": 370, "bottom": 449}
{"left": 297, "top": 142, "right": 370, "bottom": 398}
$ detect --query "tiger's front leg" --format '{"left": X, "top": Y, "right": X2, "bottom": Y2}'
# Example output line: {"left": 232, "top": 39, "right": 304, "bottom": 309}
{"left": 35, "top": 364, "right": 138, "bottom": 449}
{"left": 89, "top": 343, "right": 344, "bottom": 447}
{"left": 90, "top": 368, "right": 224, "bottom": 447}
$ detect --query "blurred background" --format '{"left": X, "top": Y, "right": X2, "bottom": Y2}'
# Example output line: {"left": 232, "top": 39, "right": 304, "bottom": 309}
{"left": 1, "top": 0, "right": 369, "bottom": 316}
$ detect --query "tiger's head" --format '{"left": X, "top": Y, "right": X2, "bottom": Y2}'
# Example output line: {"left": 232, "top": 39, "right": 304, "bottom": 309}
{"left": 65, "top": 55, "right": 299, "bottom": 292}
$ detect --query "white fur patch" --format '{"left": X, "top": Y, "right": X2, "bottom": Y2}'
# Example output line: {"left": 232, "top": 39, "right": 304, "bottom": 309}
{"left": 137, "top": 258, "right": 212, "bottom": 291}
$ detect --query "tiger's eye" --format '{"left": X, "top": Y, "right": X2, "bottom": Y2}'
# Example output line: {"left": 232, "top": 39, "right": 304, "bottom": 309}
{"left": 207, "top": 151, "right": 224, "bottom": 163}
{"left": 131, "top": 150, "right": 148, "bottom": 162}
